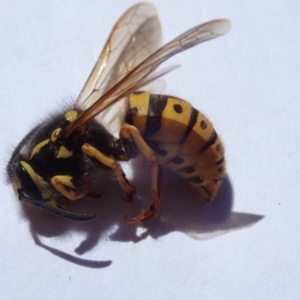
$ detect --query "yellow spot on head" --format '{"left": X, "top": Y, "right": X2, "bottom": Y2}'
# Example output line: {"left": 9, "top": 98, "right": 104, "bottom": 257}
{"left": 30, "top": 139, "right": 49, "bottom": 159}
{"left": 57, "top": 146, "right": 72, "bottom": 159}
{"left": 64, "top": 110, "right": 78, "bottom": 122}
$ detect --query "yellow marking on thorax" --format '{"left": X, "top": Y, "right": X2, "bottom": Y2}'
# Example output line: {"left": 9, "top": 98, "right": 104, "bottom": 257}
{"left": 30, "top": 139, "right": 49, "bottom": 159}
{"left": 64, "top": 110, "right": 78, "bottom": 122}
{"left": 20, "top": 161, "right": 51, "bottom": 199}
{"left": 150, "top": 97, "right": 192, "bottom": 143}
{"left": 57, "top": 146, "right": 72, "bottom": 159}
{"left": 128, "top": 92, "right": 150, "bottom": 134}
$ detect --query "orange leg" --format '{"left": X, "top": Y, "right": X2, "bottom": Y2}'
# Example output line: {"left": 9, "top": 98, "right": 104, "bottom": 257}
{"left": 82, "top": 143, "right": 136, "bottom": 200}
{"left": 121, "top": 124, "right": 163, "bottom": 223}
{"left": 51, "top": 175, "right": 87, "bottom": 201}
{"left": 126, "top": 163, "right": 163, "bottom": 223}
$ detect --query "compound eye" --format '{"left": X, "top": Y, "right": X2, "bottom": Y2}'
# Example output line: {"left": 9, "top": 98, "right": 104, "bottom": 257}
{"left": 14, "top": 161, "right": 42, "bottom": 201}
{"left": 14, "top": 161, "right": 25, "bottom": 178}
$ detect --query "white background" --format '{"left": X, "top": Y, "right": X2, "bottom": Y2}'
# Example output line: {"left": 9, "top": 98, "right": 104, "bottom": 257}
{"left": 1, "top": 0, "right": 299, "bottom": 299}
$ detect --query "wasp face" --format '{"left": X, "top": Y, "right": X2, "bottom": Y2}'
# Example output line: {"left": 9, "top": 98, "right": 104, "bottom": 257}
{"left": 5, "top": 112, "right": 104, "bottom": 220}
{"left": 6, "top": 113, "right": 71, "bottom": 203}
{"left": 6, "top": 109, "right": 128, "bottom": 220}
{"left": 9, "top": 157, "right": 40, "bottom": 200}
{"left": 7, "top": 150, "right": 97, "bottom": 221}
{"left": 7, "top": 137, "right": 53, "bottom": 208}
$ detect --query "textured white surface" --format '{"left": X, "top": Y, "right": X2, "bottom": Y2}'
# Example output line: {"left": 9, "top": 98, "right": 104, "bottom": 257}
{"left": 1, "top": 0, "right": 299, "bottom": 299}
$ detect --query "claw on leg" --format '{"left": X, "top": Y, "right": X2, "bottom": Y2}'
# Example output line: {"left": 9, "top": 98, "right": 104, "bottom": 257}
{"left": 126, "top": 163, "right": 163, "bottom": 223}
{"left": 113, "top": 163, "right": 136, "bottom": 198}
{"left": 121, "top": 123, "right": 164, "bottom": 223}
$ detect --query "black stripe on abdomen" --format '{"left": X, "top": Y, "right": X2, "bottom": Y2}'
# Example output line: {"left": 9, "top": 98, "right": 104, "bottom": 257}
{"left": 180, "top": 107, "right": 198, "bottom": 144}
{"left": 144, "top": 94, "right": 168, "bottom": 138}
{"left": 199, "top": 129, "right": 218, "bottom": 153}
{"left": 125, "top": 107, "right": 138, "bottom": 125}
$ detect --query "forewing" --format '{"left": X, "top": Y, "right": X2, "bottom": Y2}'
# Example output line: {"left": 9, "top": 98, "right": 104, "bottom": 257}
{"left": 76, "top": 2, "right": 161, "bottom": 111}
{"left": 66, "top": 19, "right": 230, "bottom": 137}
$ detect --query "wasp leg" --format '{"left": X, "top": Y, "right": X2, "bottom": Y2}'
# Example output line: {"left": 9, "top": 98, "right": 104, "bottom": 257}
{"left": 121, "top": 124, "right": 157, "bottom": 162}
{"left": 127, "top": 164, "right": 163, "bottom": 223}
{"left": 120, "top": 124, "right": 163, "bottom": 223}
{"left": 51, "top": 175, "right": 87, "bottom": 201}
{"left": 81, "top": 143, "right": 136, "bottom": 200}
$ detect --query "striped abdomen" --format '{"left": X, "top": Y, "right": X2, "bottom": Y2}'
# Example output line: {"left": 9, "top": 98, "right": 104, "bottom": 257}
{"left": 125, "top": 91, "right": 225, "bottom": 202}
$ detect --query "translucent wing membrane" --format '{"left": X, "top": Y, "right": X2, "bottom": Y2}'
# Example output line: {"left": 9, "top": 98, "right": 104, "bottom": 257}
{"left": 66, "top": 18, "right": 230, "bottom": 137}
{"left": 76, "top": 3, "right": 162, "bottom": 135}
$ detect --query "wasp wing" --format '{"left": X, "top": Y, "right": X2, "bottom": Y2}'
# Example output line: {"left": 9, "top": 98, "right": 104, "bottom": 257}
{"left": 76, "top": 3, "right": 161, "bottom": 135}
{"left": 66, "top": 19, "right": 230, "bottom": 137}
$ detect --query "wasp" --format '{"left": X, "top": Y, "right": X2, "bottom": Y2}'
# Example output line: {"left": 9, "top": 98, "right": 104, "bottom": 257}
{"left": 6, "top": 3, "right": 230, "bottom": 223}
